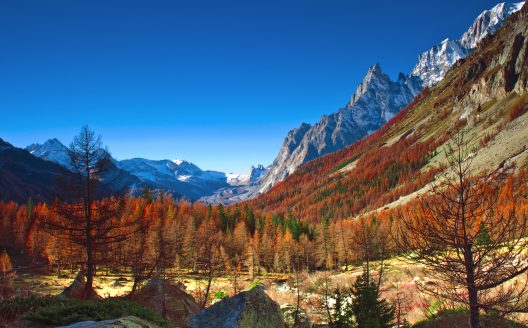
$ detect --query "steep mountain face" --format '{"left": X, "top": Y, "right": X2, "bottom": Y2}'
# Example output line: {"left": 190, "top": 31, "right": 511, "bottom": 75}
{"left": 0, "top": 138, "right": 74, "bottom": 203}
{"left": 200, "top": 164, "right": 269, "bottom": 205}
{"left": 245, "top": 3, "right": 528, "bottom": 222}
{"left": 460, "top": 2, "right": 525, "bottom": 49}
{"left": 253, "top": 1, "right": 524, "bottom": 196}
{"left": 410, "top": 39, "right": 470, "bottom": 87}
{"left": 258, "top": 64, "right": 421, "bottom": 193}
{"left": 410, "top": 1, "right": 524, "bottom": 87}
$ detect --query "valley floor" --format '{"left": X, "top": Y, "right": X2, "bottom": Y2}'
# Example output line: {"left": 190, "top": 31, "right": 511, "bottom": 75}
{"left": 10, "top": 257, "right": 528, "bottom": 326}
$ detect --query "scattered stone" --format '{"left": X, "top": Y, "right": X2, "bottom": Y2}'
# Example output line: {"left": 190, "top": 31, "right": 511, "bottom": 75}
{"left": 130, "top": 276, "right": 199, "bottom": 327}
{"left": 189, "top": 286, "right": 285, "bottom": 328}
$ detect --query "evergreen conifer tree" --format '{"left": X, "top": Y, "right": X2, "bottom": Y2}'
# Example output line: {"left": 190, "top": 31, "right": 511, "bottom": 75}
{"left": 350, "top": 270, "right": 395, "bottom": 328}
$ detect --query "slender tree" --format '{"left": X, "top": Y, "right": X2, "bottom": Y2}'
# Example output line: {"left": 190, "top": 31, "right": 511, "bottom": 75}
{"left": 395, "top": 131, "right": 528, "bottom": 328}
{"left": 43, "top": 126, "right": 139, "bottom": 298}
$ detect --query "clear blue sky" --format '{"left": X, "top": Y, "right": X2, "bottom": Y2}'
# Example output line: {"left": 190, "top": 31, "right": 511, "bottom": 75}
{"left": 0, "top": 0, "right": 507, "bottom": 173}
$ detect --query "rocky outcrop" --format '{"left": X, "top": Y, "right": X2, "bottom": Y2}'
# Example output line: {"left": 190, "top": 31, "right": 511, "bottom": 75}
{"left": 56, "top": 316, "right": 157, "bottom": 328}
{"left": 188, "top": 287, "right": 285, "bottom": 328}
{"left": 59, "top": 271, "right": 101, "bottom": 300}
{"left": 130, "top": 277, "right": 199, "bottom": 327}
{"left": 453, "top": 2, "right": 528, "bottom": 109}
{"left": 253, "top": 2, "right": 524, "bottom": 196}
{"left": 257, "top": 64, "right": 420, "bottom": 193}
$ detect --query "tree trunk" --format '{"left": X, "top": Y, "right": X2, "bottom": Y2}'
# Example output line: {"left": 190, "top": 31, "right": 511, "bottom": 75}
{"left": 85, "top": 235, "right": 94, "bottom": 297}
{"left": 465, "top": 244, "right": 479, "bottom": 328}
{"left": 201, "top": 273, "right": 213, "bottom": 309}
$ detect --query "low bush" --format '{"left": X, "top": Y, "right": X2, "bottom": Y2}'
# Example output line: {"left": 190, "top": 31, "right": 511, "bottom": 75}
{"left": 0, "top": 295, "right": 59, "bottom": 325}
{"left": 24, "top": 298, "right": 173, "bottom": 327}
{"left": 1, "top": 295, "right": 173, "bottom": 327}
{"left": 412, "top": 309, "right": 525, "bottom": 328}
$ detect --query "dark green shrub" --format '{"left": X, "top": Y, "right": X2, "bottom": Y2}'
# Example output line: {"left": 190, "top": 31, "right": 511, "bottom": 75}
{"left": 24, "top": 298, "right": 173, "bottom": 327}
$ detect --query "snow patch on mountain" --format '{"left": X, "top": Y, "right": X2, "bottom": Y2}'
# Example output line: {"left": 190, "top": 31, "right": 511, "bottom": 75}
{"left": 460, "top": 2, "right": 524, "bottom": 49}
{"left": 410, "top": 2, "right": 524, "bottom": 87}
{"left": 25, "top": 138, "right": 72, "bottom": 170}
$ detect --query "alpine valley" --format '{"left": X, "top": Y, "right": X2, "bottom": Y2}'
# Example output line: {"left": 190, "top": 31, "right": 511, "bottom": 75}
{"left": 0, "top": 2, "right": 523, "bottom": 205}
{"left": 2, "top": 2, "right": 528, "bottom": 328}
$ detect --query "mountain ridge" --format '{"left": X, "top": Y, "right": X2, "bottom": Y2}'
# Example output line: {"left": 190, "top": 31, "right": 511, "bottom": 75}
{"left": 242, "top": 2, "right": 528, "bottom": 222}
{"left": 248, "top": 1, "right": 525, "bottom": 200}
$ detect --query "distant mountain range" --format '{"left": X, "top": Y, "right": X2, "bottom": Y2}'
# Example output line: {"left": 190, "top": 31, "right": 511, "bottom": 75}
{"left": 0, "top": 137, "right": 264, "bottom": 202}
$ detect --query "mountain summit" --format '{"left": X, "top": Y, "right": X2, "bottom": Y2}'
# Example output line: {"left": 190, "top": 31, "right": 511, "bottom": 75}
{"left": 257, "top": 64, "right": 420, "bottom": 193}
{"left": 250, "top": 1, "right": 524, "bottom": 197}
{"left": 411, "top": 1, "right": 525, "bottom": 87}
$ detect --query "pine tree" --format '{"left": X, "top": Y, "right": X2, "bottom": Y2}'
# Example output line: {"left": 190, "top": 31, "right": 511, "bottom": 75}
{"left": 350, "top": 270, "right": 395, "bottom": 328}
{"left": 330, "top": 287, "right": 353, "bottom": 328}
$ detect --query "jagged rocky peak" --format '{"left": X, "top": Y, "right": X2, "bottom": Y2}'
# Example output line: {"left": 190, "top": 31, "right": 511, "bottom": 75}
{"left": 460, "top": 1, "right": 525, "bottom": 49}
{"left": 347, "top": 63, "right": 386, "bottom": 107}
{"left": 248, "top": 164, "right": 267, "bottom": 184}
{"left": 25, "top": 138, "right": 71, "bottom": 168}
{"left": 411, "top": 2, "right": 524, "bottom": 88}
{"left": 411, "top": 38, "right": 470, "bottom": 88}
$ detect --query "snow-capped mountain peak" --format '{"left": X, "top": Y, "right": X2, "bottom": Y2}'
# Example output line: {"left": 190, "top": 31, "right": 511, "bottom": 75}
{"left": 460, "top": 2, "right": 524, "bottom": 49}
{"left": 410, "top": 38, "right": 469, "bottom": 87}
{"left": 411, "top": 2, "right": 524, "bottom": 88}
{"left": 25, "top": 138, "right": 71, "bottom": 169}
{"left": 253, "top": 2, "right": 524, "bottom": 196}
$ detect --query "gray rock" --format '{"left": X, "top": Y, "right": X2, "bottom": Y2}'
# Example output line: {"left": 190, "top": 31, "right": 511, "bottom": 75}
{"left": 130, "top": 276, "right": 199, "bottom": 327}
{"left": 189, "top": 286, "right": 285, "bottom": 328}
{"left": 56, "top": 315, "right": 156, "bottom": 328}
{"left": 59, "top": 271, "right": 101, "bottom": 300}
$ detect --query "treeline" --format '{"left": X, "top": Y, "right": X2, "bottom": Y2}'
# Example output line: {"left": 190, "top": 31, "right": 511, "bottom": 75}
{"left": 1, "top": 165, "right": 526, "bottom": 279}
{"left": 0, "top": 195, "right": 395, "bottom": 276}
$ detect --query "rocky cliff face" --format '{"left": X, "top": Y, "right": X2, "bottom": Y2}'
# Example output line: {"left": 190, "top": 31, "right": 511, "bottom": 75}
{"left": 258, "top": 64, "right": 420, "bottom": 193}
{"left": 460, "top": 2, "right": 525, "bottom": 49}
{"left": 253, "top": 2, "right": 524, "bottom": 196}
{"left": 454, "top": 2, "right": 528, "bottom": 109}
{"left": 410, "top": 2, "right": 524, "bottom": 88}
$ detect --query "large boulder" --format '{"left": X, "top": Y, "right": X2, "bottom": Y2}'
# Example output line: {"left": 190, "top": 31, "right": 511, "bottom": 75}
{"left": 56, "top": 316, "right": 157, "bottom": 328}
{"left": 59, "top": 271, "right": 101, "bottom": 300}
{"left": 130, "top": 276, "right": 199, "bottom": 327}
{"left": 280, "top": 304, "right": 312, "bottom": 328}
{"left": 188, "top": 286, "right": 285, "bottom": 328}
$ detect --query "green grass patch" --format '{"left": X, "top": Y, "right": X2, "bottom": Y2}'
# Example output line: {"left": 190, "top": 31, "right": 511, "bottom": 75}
{"left": 329, "top": 154, "right": 361, "bottom": 174}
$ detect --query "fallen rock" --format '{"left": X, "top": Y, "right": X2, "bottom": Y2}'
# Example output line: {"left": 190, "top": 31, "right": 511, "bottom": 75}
{"left": 59, "top": 271, "right": 101, "bottom": 300}
{"left": 130, "top": 276, "right": 199, "bottom": 327}
{"left": 56, "top": 315, "right": 156, "bottom": 328}
{"left": 280, "top": 304, "right": 312, "bottom": 328}
{"left": 188, "top": 286, "right": 285, "bottom": 328}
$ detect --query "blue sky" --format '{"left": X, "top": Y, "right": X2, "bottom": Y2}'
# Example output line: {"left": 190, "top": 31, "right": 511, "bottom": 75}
{"left": 0, "top": 0, "right": 507, "bottom": 173}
